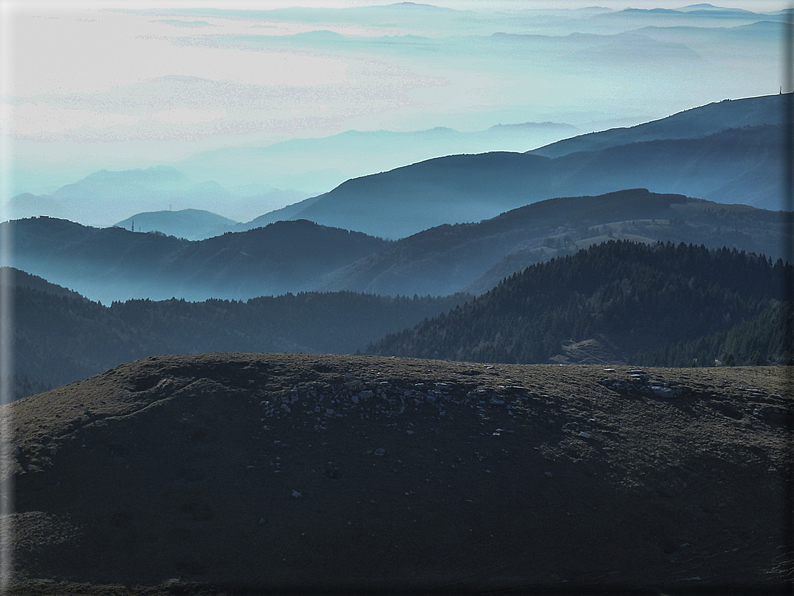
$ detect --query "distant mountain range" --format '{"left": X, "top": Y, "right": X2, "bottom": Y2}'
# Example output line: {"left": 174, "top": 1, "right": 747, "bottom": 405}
{"left": 7, "top": 167, "right": 309, "bottom": 227}
{"left": 275, "top": 93, "right": 787, "bottom": 239}
{"left": 174, "top": 123, "right": 580, "bottom": 195}
{"left": 6, "top": 121, "right": 579, "bottom": 230}
{"left": 5, "top": 190, "right": 786, "bottom": 303}
{"left": 8, "top": 93, "right": 785, "bottom": 244}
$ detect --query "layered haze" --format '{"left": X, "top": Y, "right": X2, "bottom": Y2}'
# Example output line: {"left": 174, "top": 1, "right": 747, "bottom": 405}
{"left": 1, "top": 1, "right": 788, "bottom": 224}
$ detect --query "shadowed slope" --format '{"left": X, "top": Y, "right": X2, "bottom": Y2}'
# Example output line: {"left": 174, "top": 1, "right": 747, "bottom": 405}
{"left": 367, "top": 241, "right": 788, "bottom": 364}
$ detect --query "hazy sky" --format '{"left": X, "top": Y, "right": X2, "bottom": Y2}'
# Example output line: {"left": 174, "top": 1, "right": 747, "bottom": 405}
{"left": 0, "top": 0, "right": 788, "bottom": 202}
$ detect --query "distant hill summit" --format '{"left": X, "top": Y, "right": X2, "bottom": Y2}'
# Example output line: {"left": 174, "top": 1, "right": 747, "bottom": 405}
{"left": 278, "top": 94, "right": 785, "bottom": 238}
{"left": 3, "top": 217, "right": 389, "bottom": 303}
{"left": 368, "top": 240, "right": 788, "bottom": 364}
{"left": 114, "top": 209, "right": 238, "bottom": 240}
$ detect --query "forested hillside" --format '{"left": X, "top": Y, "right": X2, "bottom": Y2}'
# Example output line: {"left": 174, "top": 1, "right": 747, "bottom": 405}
{"left": 11, "top": 278, "right": 467, "bottom": 400}
{"left": 367, "top": 241, "right": 788, "bottom": 364}
{"left": 633, "top": 301, "right": 793, "bottom": 367}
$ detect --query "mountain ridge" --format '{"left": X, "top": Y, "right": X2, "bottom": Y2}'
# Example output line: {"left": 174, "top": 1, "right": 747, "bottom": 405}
{"left": 7, "top": 190, "right": 787, "bottom": 303}
{"left": 276, "top": 95, "right": 785, "bottom": 239}
{"left": 319, "top": 189, "right": 787, "bottom": 297}
{"left": 530, "top": 93, "right": 788, "bottom": 158}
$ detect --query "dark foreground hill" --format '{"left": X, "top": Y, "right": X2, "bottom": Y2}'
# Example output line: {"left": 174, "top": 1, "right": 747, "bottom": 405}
{"left": 5, "top": 353, "right": 790, "bottom": 594}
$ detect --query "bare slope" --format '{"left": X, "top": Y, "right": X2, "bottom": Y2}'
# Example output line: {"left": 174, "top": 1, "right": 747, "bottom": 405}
{"left": 5, "top": 353, "right": 790, "bottom": 593}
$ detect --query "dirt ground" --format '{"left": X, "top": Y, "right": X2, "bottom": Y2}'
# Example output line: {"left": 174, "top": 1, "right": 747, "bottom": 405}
{"left": 2, "top": 354, "right": 792, "bottom": 594}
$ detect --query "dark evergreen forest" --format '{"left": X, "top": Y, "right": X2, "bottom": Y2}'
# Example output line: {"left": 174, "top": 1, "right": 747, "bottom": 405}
{"left": 367, "top": 241, "right": 789, "bottom": 365}
{"left": 12, "top": 286, "right": 467, "bottom": 400}
{"left": 633, "top": 301, "right": 792, "bottom": 367}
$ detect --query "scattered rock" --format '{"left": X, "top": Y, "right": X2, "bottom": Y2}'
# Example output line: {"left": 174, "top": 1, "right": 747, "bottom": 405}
{"left": 324, "top": 463, "right": 339, "bottom": 479}
{"left": 650, "top": 385, "right": 676, "bottom": 398}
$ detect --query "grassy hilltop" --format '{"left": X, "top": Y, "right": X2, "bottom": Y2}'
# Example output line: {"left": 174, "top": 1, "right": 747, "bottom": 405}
{"left": 4, "top": 353, "right": 791, "bottom": 594}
